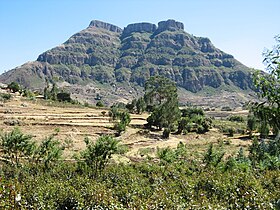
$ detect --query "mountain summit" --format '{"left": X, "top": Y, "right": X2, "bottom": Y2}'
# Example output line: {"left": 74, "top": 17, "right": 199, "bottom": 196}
{"left": 0, "top": 19, "right": 255, "bottom": 107}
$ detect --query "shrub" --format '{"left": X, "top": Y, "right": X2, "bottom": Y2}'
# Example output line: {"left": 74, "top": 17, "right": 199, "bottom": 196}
{"left": 7, "top": 81, "right": 20, "bottom": 93}
{"left": 57, "top": 92, "right": 71, "bottom": 102}
{"left": 228, "top": 115, "right": 244, "bottom": 122}
{"left": 221, "top": 106, "right": 232, "bottom": 111}
{"left": 162, "top": 128, "right": 171, "bottom": 139}
{"left": 228, "top": 127, "right": 235, "bottom": 137}
{"left": 0, "top": 93, "right": 12, "bottom": 101}
{"left": 22, "top": 89, "right": 35, "bottom": 99}
{"left": 177, "top": 117, "right": 190, "bottom": 134}
{"left": 81, "top": 135, "right": 121, "bottom": 177}
{"left": 0, "top": 127, "right": 35, "bottom": 166}
{"left": 96, "top": 101, "right": 104, "bottom": 107}
{"left": 203, "top": 143, "right": 225, "bottom": 167}
{"left": 181, "top": 107, "right": 204, "bottom": 118}
{"left": 33, "top": 135, "right": 64, "bottom": 169}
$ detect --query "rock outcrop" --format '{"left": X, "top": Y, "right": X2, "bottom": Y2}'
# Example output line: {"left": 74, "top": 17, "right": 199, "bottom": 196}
{"left": 122, "top": 23, "right": 157, "bottom": 38}
{"left": 88, "top": 20, "right": 122, "bottom": 33}
{"left": 156, "top": 19, "right": 184, "bottom": 33}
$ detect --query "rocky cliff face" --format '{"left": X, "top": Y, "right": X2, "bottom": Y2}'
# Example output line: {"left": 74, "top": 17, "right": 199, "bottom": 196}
{"left": 122, "top": 23, "right": 157, "bottom": 38}
{"left": 0, "top": 19, "right": 255, "bottom": 106}
{"left": 88, "top": 20, "right": 123, "bottom": 33}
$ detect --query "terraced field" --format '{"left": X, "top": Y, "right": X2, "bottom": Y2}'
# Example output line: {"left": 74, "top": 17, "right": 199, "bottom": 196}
{"left": 0, "top": 93, "right": 251, "bottom": 161}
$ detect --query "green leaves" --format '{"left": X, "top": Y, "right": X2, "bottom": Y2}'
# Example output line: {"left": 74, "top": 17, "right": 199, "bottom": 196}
{"left": 145, "top": 76, "right": 181, "bottom": 133}
{"left": 34, "top": 135, "right": 63, "bottom": 169}
{"left": 81, "top": 135, "right": 121, "bottom": 177}
{"left": 252, "top": 36, "right": 280, "bottom": 131}
{"left": 0, "top": 127, "right": 35, "bottom": 166}
{"left": 109, "top": 106, "right": 131, "bottom": 136}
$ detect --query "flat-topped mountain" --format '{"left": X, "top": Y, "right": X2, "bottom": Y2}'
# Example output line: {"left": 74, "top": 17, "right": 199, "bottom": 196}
{"left": 0, "top": 19, "right": 256, "bottom": 107}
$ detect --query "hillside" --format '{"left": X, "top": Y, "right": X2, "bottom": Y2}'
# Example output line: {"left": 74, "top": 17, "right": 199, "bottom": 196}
{"left": 0, "top": 89, "right": 250, "bottom": 160}
{"left": 0, "top": 19, "right": 256, "bottom": 107}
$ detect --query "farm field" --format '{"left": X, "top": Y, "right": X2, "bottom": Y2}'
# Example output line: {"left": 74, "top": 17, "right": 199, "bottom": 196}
{"left": 0, "top": 93, "right": 251, "bottom": 161}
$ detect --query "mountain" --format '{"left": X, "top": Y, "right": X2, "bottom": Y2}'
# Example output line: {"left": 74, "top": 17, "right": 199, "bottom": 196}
{"left": 0, "top": 19, "right": 256, "bottom": 107}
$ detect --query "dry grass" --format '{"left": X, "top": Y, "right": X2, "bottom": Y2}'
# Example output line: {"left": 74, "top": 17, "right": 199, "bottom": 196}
{"left": 0, "top": 93, "right": 252, "bottom": 160}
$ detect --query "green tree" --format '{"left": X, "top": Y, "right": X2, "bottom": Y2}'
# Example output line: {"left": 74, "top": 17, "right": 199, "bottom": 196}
{"left": 81, "top": 135, "right": 120, "bottom": 177}
{"left": 144, "top": 76, "right": 178, "bottom": 107}
{"left": 145, "top": 76, "right": 181, "bottom": 135}
{"left": 7, "top": 82, "right": 20, "bottom": 93}
{"left": 126, "top": 99, "right": 137, "bottom": 113}
{"left": 247, "top": 113, "right": 257, "bottom": 137}
{"left": 136, "top": 97, "right": 146, "bottom": 114}
{"left": 50, "top": 83, "right": 58, "bottom": 100}
{"left": 57, "top": 92, "right": 71, "bottom": 102}
{"left": 114, "top": 111, "right": 131, "bottom": 136}
{"left": 109, "top": 106, "right": 131, "bottom": 136}
{"left": 0, "top": 128, "right": 35, "bottom": 166}
{"left": 33, "top": 135, "right": 63, "bottom": 169}
{"left": 253, "top": 35, "right": 280, "bottom": 139}
{"left": 96, "top": 101, "right": 104, "bottom": 107}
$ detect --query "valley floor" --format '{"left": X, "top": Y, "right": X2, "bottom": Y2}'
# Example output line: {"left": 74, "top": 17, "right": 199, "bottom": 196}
{"left": 0, "top": 93, "right": 251, "bottom": 161}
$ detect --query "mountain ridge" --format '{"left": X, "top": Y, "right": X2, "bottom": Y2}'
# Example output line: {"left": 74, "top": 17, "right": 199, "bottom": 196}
{"left": 0, "top": 19, "right": 256, "bottom": 107}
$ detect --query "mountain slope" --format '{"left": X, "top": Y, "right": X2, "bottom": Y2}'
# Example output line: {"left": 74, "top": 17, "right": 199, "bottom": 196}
{"left": 0, "top": 19, "right": 256, "bottom": 107}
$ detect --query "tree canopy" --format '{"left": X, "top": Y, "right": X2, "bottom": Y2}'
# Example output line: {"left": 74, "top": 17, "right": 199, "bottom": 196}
{"left": 253, "top": 35, "right": 280, "bottom": 137}
{"left": 145, "top": 76, "right": 181, "bottom": 136}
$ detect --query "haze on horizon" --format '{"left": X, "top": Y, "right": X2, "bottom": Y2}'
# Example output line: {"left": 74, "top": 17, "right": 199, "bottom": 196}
{"left": 0, "top": 0, "right": 279, "bottom": 74}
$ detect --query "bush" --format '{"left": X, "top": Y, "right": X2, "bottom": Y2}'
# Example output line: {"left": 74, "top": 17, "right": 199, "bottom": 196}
{"left": 57, "top": 92, "right": 71, "bottom": 102}
{"left": 0, "top": 127, "right": 34, "bottom": 166}
{"left": 181, "top": 107, "right": 204, "bottom": 118}
{"left": 0, "top": 93, "right": 12, "bottom": 101}
{"left": 221, "top": 106, "right": 232, "bottom": 111}
{"left": 96, "top": 101, "right": 104, "bottom": 107}
{"left": 7, "top": 82, "right": 20, "bottom": 93}
{"left": 228, "top": 127, "right": 235, "bottom": 137}
{"left": 228, "top": 115, "right": 244, "bottom": 122}
{"left": 203, "top": 143, "right": 225, "bottom": 167}
{"left": 81, "top": 135, "right": 121, "bottom": 177}
{"left": 162, "top": 128, "right": 171, "bottom": 139}
{"left": 22, "top": 89, "right": 35, "bottom": 99}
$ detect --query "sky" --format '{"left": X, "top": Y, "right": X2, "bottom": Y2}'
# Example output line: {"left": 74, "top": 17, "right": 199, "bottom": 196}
{"left": 0, "top": 0, "right": 279, "bottom": 74}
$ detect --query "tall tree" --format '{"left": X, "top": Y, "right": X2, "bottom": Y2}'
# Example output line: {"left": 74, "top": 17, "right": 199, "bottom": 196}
{"left": 145, "top": 76, "right": 181, "bottom": 137}
{"left": 253, "top": 35, "right": 280, "bottom": 138}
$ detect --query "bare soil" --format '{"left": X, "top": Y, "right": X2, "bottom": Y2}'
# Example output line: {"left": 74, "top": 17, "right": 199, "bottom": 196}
{"left": 0, "top": 93, "right": 252, "bottom": 161}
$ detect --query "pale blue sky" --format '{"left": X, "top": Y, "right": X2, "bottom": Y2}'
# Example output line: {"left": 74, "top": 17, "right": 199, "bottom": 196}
{"left": 0, "top": 0, "right": 279, "bottom": 74}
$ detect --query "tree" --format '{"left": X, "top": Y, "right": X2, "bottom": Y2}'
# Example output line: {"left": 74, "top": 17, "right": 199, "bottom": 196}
{"left": 247, "top": 113, "right": 257, "bottom": 137}
{"left": 0, "top": 128, "right": 35, "bottom": 166}
{"left": 57, "top": 92, "right": 71, "bottom": 102}
{"left": 7, "top": 82, "right": 20, "bottom": 93}
{"left": 136, "top": 97, "right": 146, "bottom": 114}
{"left": 33, "top": 135, "right": 63, "bottom": 169}
{"left": 114, "top": 111, "right": 131, "bottom": 136}
{"left": 126, "top": 99, "right": 137, "bottom": 113}
{"left": 109, "top": 107, "right": 131, "bottom": 136}
{"left": 253, "top": 35, "right": 280, "bottom": 139}
{"left": 81, "top": 135, "right": 120, "bottom": 177}
{"left": 144, "top": 76, "right": 178, "bottom": 108}
{"left": 145, "top": 76, "right": 181, "bottom": 135}
{"left": 96, "top": 101, "right": 104, "bottom": 107}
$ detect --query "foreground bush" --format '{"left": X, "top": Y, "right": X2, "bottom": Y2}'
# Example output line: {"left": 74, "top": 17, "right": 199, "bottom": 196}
{"left": 0, "top": 131, "right": 279, "bottom": 209}
{"left": 0, "top": 161, "right": 279, "bottom": 209}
